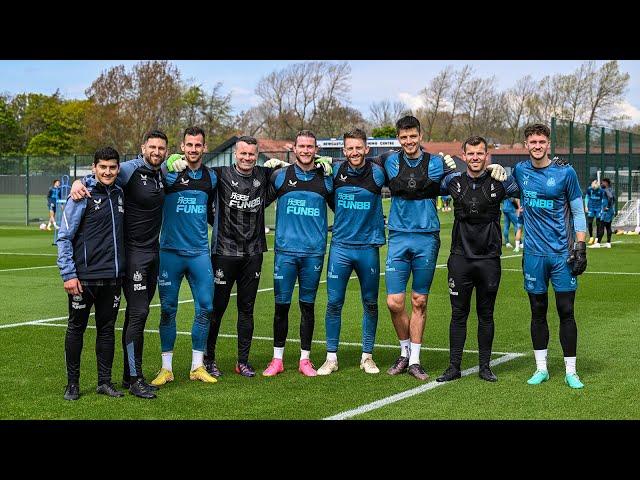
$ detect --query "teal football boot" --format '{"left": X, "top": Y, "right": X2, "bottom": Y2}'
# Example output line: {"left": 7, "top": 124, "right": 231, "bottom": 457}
{"left": 526, "top": 370, "right": 549, "bottom": 385}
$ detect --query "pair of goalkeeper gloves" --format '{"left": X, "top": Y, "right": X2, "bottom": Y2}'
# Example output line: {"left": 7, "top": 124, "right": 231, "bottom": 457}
{"left": 436, "top": 151, "right": 507, "bottom": 181}
{"left": 263, "top": 156, "right": 333, "bottom": 176}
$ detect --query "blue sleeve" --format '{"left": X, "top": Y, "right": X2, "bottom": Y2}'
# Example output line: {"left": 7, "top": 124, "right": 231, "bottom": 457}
{"left": 440, "top": 172, "right": 461, "bottom": 195}
{"left": 56, "top": 197, "right": 87, "bottom": 281}
{"left": 372, "top": 163, "right": 386, "bottom": 187}
{"left": 164, "top": 171, "right": 180, "bottom": 187}
{"left": 502, "top": 175, "right": 520, "bottom": 197}
{"left": 324, "top": 175, "right": 334, "bottom": 193}
{"left": 332, "top": 160, "right": 345, "bottom": 180}
{"left": 570, "top": 197, "right": 587, "bottom": 234}
{"left": 47, "top": 188, "right": 54, "bottom": 202}
{"left": 272, "top": 168, "right": 287, "bottom": 190}
{"left": 210, "top": 168, "right": 218, "bottom": 189}
{"left": 80, "top": 174, "right": 97, "bottom": 188}
{"left": 118, "top": 159, "right": 140, "bottom": 187}
{"left": 427, "top": 154, "right": 445, "bottom": 182}
{"left": 565, "top": 167, "right": 583, "bottom": 202}
{"left": 384, "top": 154, "right": 399, "bottom": 180}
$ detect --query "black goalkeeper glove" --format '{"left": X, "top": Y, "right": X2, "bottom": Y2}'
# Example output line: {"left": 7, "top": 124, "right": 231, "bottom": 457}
{"left": 567, "top": 241, "right": 587, "bottom": 276}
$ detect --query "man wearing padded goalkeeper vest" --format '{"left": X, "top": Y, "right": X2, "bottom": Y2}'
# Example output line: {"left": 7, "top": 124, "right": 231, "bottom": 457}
{"left": 435, "top": 136, "right": 519, "bottom": 384}
{"left": 511, "top": 123, "right": 588, "bottom": 389}
{"left": 151, "top": 126, "right": 219, "bottom": 387}
{"left": 316, "top": 128, "right": 386, "bottom": 376}
{"left": 262, "top": 130, "right": 334, "bottom": 378}
{"left": 381, "top": 116, "right": 458, "bottom": 381}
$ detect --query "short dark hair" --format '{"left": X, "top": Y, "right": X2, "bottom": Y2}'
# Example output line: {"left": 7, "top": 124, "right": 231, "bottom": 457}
{"left": 524, "top": 123, "right": 550, "bottom": 139}
{"left": 602, "top": 178, "right": 611, "bottom": 186}
{"left": 94, "top": 147, "right": 120, "bottom": 165}
{"left": 343, "top": 128, "right": 367, "bottom": 144}
{"left": 143, "top": 129, "right": 168, "bottom": 144}
{"left": 462, "top": 135, "right": 488, "bottom": 152}
{"left": 183, "top": 126, "right": 206, "bottom": 142}
{"left": 295, "top": 129, "right": 317, "bottom": 146}
{"left": 236, "top": 135, "right": 258, "bottom": 146}
{"left": 396, "top": 115, "right": 421, "bottom": 134}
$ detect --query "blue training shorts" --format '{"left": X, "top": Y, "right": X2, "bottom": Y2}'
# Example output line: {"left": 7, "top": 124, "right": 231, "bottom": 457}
{"left": 522, "top": 253, "right": 577, "bottom": 294}
{"left": 385, "top": 230, "right": 440, "bottom": 295}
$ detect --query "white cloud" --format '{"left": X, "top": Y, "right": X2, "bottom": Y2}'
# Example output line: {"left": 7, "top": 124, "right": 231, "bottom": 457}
{"left": 229, "top": 86, "right": 261, "bottom": 110}
{"left": 618, "top": 100, "right": 640, "bottom": 124}
{"left": 397, "top": 92, "right": 425, "bottom": 111}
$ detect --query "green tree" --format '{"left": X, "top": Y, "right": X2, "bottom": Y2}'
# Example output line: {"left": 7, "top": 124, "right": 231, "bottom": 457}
{"left": 0, "top": 95, "right": 22, "bottom": 154}
{"left": 371, "top": 125, "right": 396, "bottom": 138}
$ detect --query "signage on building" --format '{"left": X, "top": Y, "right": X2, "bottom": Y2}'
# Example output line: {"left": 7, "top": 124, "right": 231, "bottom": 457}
{"left": 317, "top": 138, "right": 400, "bottom": 148}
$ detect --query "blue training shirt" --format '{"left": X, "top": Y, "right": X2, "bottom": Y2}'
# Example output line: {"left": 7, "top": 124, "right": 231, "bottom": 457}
{"left": 585, "top": 186, "right": 604, "bottom": 214}
{"left": 272, "top": 164, "right": 333, "bottom": 256}
{"left": 160, "top": 166, "right": 217, "bottom": 256}
{"left": 384, "top": 151, "right": 448, "bottom": 232}
{"left": 331, "top": 159, "right": 386, "bottom": 248}
{"left": 512, "top": 159, "right": 585, "bottom": 255}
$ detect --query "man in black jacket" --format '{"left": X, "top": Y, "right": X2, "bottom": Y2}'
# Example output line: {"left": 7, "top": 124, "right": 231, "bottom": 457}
{"left": 57, "top": 147, "right": 126, "bottom": 401}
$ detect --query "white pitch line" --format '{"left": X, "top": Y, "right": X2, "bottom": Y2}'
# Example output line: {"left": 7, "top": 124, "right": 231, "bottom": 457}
{"left": 0, "top": 265, "right": 58, "bottom": 273}
{"left": 31, "top": 322, "right": 519, "bottom": 356}
{"left": 0, "top": 252, "right": 58, "bottom": 256}
{"left": 323, "top": 353, "right": 524, "bottom": 420}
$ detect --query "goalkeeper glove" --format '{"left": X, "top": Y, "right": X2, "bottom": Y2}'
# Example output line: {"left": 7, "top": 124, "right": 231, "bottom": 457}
{"left": 438, "top": 152, "right": 457, "bottom": 170}
{"left": 167, "top": 154, "right": 188, "bottom": 173}
{"left": 314, "top": 156, "right": 333, "bottom": 176}
{"left": 486, "top": 163, "right": 507, "bottom": 181}
{"left": 567, "top": 241, "right": 587, "bottom": 276}
{"left": 263, "top": 158, "right": 290, "bottom": 169}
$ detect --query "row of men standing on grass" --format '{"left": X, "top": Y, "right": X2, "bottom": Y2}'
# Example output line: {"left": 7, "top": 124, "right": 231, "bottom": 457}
{"left": 56, "top": 116, "right": 588, "bottom": 401}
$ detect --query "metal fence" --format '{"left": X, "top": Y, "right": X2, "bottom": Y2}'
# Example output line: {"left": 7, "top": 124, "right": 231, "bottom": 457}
{"left": 551, "top": 117, "right": 640, "bottom": 208}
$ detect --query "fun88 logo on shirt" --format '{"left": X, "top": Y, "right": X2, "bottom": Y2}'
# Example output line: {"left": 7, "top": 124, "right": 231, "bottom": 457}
{"left": 176, "top": 196, "right": 205, "bottom": 214}
{"left": 336, "top": 192, "right": 370, "bottom": 210}
{"left": 286, "top": 198, "right": 320, "bottom": 216}
{"left": 523, "top": 190, "right": 554, "bottom": 209}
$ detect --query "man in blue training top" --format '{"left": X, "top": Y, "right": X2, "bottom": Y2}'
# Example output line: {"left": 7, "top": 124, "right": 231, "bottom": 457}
{"left": 510, "top": 123, "right": 588, "bottom": 389}
{"left": 594, "top": 178, "right": 615, "bottom": 248}
{"left": 314, "top": 128, "right": 387, "bottom": 376}
{"left": 379, "top": 116, "right": 504, "bottom": 381}
{"left": 151, "top": 126, "right": 218, "bottom": 386}
{"left": 46, "top": 179, "right": 61, "bottom": 231}
{"left": 584, "top": 178, "right": 604, "bottom": 245}
{"left": 57, "top": 147, "right": 125, "bottom": 401}
{"left": 262, "top": 129, "right": 334, "bottom": 377}
{"left": 501, "top": 196, "right": 519, "bottom": 248}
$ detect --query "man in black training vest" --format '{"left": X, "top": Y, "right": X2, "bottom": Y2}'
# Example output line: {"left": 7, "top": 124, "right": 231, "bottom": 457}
{"left": 436, "top": 135, "right": 516, "bottom": 383}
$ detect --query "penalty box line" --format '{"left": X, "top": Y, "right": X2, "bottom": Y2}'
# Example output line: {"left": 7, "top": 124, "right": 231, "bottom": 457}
{"left": 323, "top": 352, "right": 524, "bottom": 421}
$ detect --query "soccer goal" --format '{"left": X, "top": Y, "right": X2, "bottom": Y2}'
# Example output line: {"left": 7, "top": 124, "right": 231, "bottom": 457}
{"left": 612, "top": 199, "right": 640, "bottom": 233}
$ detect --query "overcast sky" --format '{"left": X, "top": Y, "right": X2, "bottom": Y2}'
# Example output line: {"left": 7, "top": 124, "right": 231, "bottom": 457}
{"left": 1, "top": 60, "right": 638, "bottom": 125}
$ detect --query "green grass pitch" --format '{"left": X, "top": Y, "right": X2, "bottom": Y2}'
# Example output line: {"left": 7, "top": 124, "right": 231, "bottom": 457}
{"left": 0, "top": 206, "right": 639, "bottom": 420}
